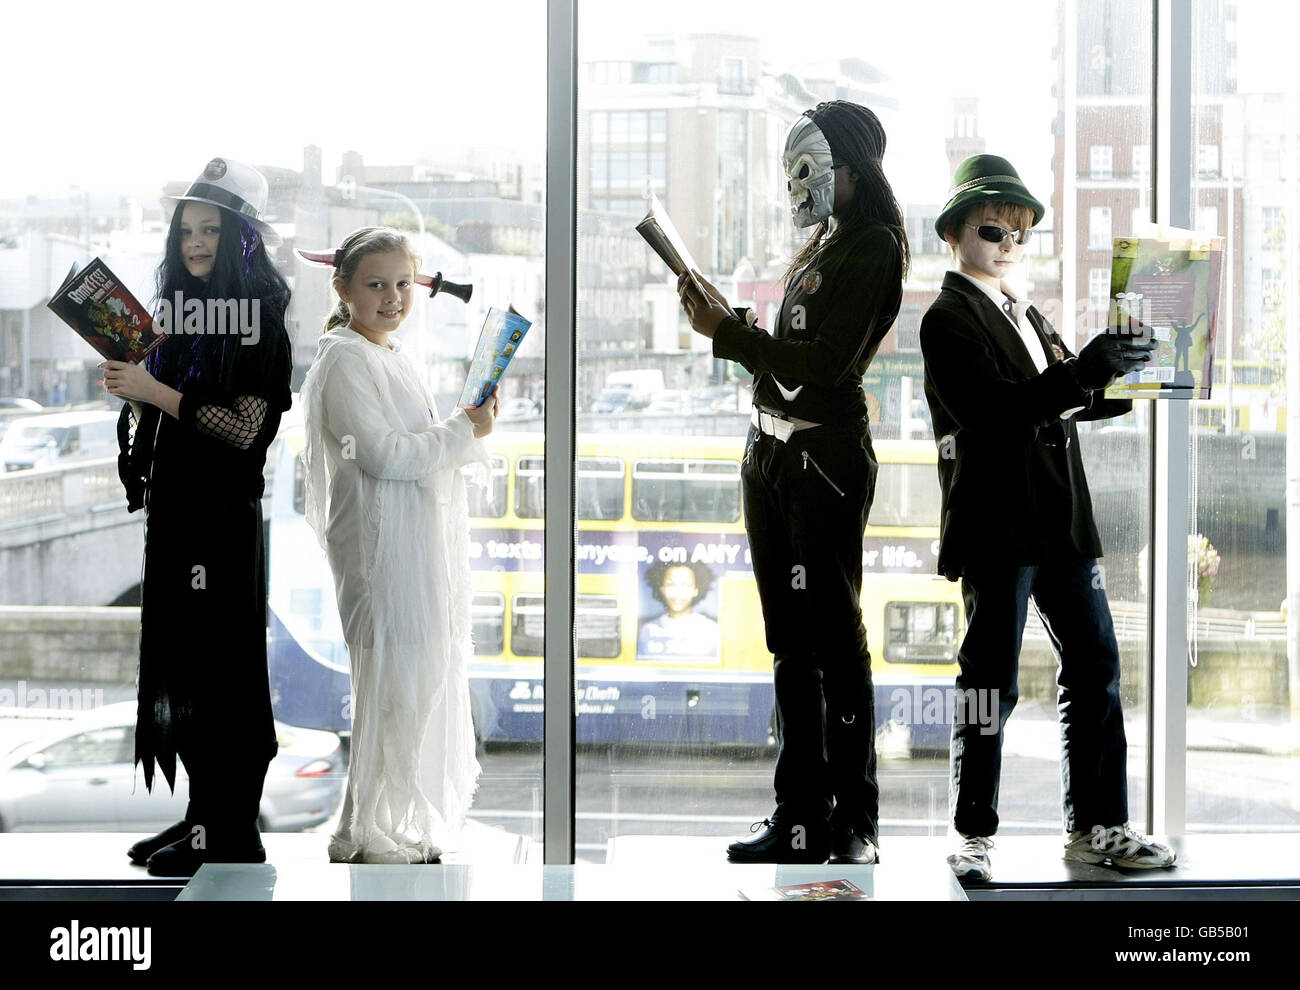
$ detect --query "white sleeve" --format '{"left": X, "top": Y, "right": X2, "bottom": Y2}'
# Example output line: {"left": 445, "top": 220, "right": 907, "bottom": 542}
{"left": 321, "top": 358, "right": 483, "bottom": 481}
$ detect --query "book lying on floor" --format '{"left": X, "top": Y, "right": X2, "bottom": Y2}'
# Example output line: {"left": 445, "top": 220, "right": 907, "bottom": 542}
{"left": 47, "top": 258, "right": 164, "bottom": 364}
{"left": 458, "top": 306, "right": 534, "bottom": 407}
{"left": 738, "top": 878, "right": 871, "bottom": 901}
{"left": 1103, "top": 226, "right": 1223, "bottom": 400}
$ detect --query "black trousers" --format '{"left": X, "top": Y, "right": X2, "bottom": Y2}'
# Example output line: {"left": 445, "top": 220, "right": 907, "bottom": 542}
{"left": 742, "top": 420, "right": 880, "bottom": 842}
{"left": 950, "top": 556, "right": 1129, "bottom": 837}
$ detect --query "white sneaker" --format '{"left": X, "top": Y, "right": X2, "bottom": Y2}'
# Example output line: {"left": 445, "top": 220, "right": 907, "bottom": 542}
{"left": 947, "top": 834, "right": 994, "bottom": 881}
{"left": 1064, "top": 823, "right": 1177, "bottom": 869}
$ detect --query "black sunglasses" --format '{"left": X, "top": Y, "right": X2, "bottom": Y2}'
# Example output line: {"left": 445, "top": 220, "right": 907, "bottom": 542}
{"left": 965, "top": 222, "right": 1030, "bottom": 246}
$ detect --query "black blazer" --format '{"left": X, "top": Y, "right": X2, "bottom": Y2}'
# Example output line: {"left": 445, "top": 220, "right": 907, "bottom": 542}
{"left": 919, "top": 271, "right": 1131, "bottom": 581}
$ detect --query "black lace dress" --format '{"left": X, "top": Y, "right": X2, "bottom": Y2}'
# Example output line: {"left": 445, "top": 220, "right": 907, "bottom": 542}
{"left": 117, "top": 300, "right": 292, "bottom": 834}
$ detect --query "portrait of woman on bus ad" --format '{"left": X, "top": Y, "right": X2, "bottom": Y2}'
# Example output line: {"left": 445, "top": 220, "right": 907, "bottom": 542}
{"left": 636, "top": 558, "right": 722, "bottom": 662}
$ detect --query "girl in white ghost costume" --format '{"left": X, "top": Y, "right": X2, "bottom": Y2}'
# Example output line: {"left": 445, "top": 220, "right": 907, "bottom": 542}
{"left": 299, "top": 227, "right": 498, "bottom": 863}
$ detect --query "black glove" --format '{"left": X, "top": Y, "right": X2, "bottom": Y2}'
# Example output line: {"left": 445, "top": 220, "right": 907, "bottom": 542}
{"left": 1072, "top": 330, "right": 1157, "bottom": 390}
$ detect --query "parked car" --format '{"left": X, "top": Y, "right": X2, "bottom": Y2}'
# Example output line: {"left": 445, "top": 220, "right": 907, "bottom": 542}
{"left": 0, "top": 410, "right": 119, "bottom": 472}
{"left": 0, "top": 398, "right": 43, "bottom": 412}
{"left": 591, "top": 384, "right": 633, "bottom": 415}
{"left": 642, "top": 390, "right": 692, "bottom": 416}
{"left": 0, "top": 398, "right": 43, "bottom": 442}
{"left": 0, "top": 702, "right": 344, "bottom": 832}
{"left": 498, "top": 397, "right": 542, "bottom": 422}
{"left": 602, "top": 370, "right": 664, "bottom": 410}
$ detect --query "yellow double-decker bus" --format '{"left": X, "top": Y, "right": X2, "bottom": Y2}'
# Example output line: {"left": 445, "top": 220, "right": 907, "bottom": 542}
{"left": 265, "top": 422, "right": 964, "bottom": 748}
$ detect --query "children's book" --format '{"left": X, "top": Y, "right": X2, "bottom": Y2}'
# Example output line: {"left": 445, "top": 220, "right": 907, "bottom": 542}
{"left": 1103, "top": 226, "right": 1223, "bottom": 400}
{"left": 738, "top": 878, "right": 870, "bottom": 901}
{"left": 459, "top": 306, "right": 533, "bottom": 407}
{"left": 46, "top": 258, "right": 165, "bottom": 364}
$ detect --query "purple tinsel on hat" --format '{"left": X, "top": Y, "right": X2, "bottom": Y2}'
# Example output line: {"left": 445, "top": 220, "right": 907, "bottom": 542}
{"left": 239, "top": 217, "right": 261, "bottom": 280}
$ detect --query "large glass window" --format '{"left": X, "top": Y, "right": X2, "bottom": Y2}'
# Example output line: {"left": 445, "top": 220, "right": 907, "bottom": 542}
{"left": 1185, "top": 0, "right": 1299, "bottom": 834}
{"left": 575, "top": 0, "right": 1153, "bottom": 863}
{"left": 0, "top": 0, "right": 546, "bottom": 860}
{"left": 1, "top": 0, "right": 1287, "bottom": 874}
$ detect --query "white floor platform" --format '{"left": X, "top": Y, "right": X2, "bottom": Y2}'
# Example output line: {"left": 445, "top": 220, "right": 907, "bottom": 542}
{"left": 4, "top": 831, "right": 1298, "bottom": 901}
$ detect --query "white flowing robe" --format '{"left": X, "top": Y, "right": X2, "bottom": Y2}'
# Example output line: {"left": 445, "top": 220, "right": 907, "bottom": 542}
{"left": 300, "top": 327, "right": 487, "bottom": 860}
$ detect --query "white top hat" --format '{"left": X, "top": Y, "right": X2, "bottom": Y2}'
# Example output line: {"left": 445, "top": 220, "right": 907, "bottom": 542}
{"left": 163, "top": 157, "right": 280, "bottom": 245}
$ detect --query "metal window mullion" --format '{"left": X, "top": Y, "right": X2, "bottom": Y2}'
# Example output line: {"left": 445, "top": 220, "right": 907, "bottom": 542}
{"left": 1148, "top": 0, "right": 1192, "bottom": 838}
{"left": 544, "top": 0, "right": 577, "bottom": 865}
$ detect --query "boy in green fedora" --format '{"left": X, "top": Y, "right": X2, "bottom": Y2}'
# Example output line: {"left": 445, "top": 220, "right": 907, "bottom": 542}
{"left": 919, "top": 154, "right": 1176, "bottom": 882}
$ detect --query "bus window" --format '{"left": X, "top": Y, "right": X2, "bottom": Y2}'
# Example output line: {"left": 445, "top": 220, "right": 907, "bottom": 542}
{"left": 515, "top": 456, "right": 544, "bottom": 518}
{"left": 575, "top": 594, "right": 621, "bottom": 657}
{"left": 515, "top": 456, "right": 626, "bottom": 520}
{"left": 885, "top": 601, "right": 959, "bottom": 663}
{"left": 511, "top": 593, "right": 621, "bottom": 658}
{"left": 467, "top": 455, "right": 508, "bottom": 518}
{"left": 577, "top": 457, "right": 624, "bottom": 520}
{"left": 869, "top": 462, "right": 942, "bottom": 528}
{"left": 1237, "top": 365, "right": 1260, "bottom": 385}
{"left": 472, "top": 592, "right": 505, "bottom": 655}
{"left": 631, "top": 458, "right": 740, "bottom": 523}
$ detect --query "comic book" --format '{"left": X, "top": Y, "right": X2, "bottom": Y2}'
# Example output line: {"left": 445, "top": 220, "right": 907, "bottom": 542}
{"left": 458, "top": 306, "right": 534, "bottom": 407}
{"left": 738, "top": 878, "right": 870, "bottom": 901}
{"left": 1103, "top": 226, "right": 1223, "bottom": 400}
{"left": 46, "top": 258, "right": 164, "bottom": 364}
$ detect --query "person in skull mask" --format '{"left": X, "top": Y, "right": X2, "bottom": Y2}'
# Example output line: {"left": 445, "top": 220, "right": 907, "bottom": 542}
{"left": 677, "top": 100, "right": 908, "bottom": 865}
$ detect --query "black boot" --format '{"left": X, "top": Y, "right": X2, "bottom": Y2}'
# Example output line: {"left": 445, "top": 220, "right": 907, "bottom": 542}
{"left": 727, "top": 814, "right": 829, "bottom": 864}
{"left": 829, "top": 824, "right": 879, "bottom": 865}
{"left": 146, "top": 823, "right": 266, "bottom": 878}
{"left": 127, "top": 819, "right": 193, "bottom": 866}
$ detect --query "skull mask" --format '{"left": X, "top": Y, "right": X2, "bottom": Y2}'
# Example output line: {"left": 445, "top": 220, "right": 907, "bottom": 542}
{"left": 783, "top": 116, "right": 836, "bottom": 228}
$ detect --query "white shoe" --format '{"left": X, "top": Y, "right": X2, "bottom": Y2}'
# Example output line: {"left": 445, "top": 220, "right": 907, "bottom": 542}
{"left": 947, "top": 834, "right": 994, "bottom": 881}
{"left": 1064, "top": 823, "right": 1177, "bottom": 869}
{"left": 327, "top": 834, "right": 361, "bottom": 864}
{"left": 358, "top": 836, "right": 442, "bottom": 865}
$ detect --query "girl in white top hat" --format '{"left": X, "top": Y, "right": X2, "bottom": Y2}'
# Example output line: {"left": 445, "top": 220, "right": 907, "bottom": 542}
{"left": 299, "top": 226, "right": 498, "bottom": 863}
{"left": 103, "top": 157, "right": 292, "bottom": 876}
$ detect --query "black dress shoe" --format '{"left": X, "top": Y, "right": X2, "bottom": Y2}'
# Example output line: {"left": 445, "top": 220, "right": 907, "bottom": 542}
{"left": 727, "top": 817, "right": 829, "bottom": 864}
{"left": 829, "top": 827, "right": 879, "bottom": 865}
{"left": 146, "top": 835, "right": 267, "bottom": 878}
{"left": 127, "top": 820, "right": 194, "bottom": 866}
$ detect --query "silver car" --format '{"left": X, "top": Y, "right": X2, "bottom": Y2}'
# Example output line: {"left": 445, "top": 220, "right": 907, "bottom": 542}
{"left": 0, "top": 702, "right": 344, "bottom": 832}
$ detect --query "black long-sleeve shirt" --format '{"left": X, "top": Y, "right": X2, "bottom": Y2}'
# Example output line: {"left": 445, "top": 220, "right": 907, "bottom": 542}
{"left": 711, "top": 223, "right": 903, "bottom": 425}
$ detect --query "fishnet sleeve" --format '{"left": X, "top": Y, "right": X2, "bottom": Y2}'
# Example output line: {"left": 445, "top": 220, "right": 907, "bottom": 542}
{"left": 192, "top": 394, "right": 269, "bottom": 451}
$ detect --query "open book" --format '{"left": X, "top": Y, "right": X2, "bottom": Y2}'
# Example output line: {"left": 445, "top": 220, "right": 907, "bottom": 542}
{"left": 458, "top": 306, "right": 533, "bottom": 407}
{"left": 636, "top": 193, "right": 705, "bottom": 294}
{"left": 47, "top": 258, "right": 165, "bottom": 364}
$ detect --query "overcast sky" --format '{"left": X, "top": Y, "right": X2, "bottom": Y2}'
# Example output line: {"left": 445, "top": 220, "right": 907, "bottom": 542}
{"left": 2, "top": 0, "right": 1294, "bottom": 207}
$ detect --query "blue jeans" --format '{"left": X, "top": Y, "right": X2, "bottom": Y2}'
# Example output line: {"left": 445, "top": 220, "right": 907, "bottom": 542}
{"left": 950, "top": 555, "right": 1129, "bottom": 837}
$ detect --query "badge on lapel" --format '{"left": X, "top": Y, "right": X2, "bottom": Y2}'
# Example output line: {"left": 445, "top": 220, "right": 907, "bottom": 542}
{"left": 801, "top": 270, "right": 823, "bottom": 294}
{"left": 1050, "top": 342, "right": 1065, "bottom": 362}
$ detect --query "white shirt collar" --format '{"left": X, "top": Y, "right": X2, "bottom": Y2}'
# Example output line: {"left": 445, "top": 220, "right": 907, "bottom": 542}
{"left": 950, "top": 269, "right": 1047, "bottom": 373}
{"left": 951, "top": 269, "right": 1030, "bottom": 314}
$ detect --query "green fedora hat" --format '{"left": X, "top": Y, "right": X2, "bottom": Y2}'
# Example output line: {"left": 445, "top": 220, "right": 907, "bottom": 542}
{"left": 934, "top": 154, "right": 1045, "bottom": 240}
